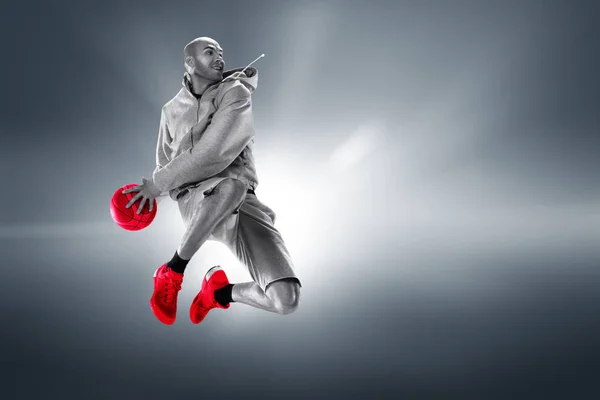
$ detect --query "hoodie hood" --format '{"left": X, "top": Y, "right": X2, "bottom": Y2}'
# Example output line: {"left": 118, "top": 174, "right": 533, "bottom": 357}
{"left": 182, "top": 65, "right": 259, "bottom": 97}
{"left": 221, "top": 66, "right": 258, "bottom": 92}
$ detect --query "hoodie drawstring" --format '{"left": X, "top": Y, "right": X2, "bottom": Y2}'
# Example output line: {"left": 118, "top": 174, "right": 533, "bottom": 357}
{"left": 221, "top": 53, "right": 265, "bottom": 82}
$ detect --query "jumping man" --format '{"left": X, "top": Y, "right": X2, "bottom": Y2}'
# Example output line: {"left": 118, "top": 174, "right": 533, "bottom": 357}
{"left": 123, "top": 37, "right": 301, "bottom": 325}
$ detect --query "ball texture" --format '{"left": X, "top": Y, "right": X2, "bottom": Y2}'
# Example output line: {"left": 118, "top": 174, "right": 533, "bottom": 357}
{"left": 110, "top": 183, "right": 157, "bottom": 231}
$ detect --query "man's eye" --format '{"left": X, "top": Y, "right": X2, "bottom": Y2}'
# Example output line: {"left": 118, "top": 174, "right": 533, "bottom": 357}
{"left": 206, "top": 50, "right": 212, "bottom": 55}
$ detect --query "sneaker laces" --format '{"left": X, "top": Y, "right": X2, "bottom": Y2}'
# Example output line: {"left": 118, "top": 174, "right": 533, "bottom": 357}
{"left": 160, "top": 276, "right": 182, "bottom": 305}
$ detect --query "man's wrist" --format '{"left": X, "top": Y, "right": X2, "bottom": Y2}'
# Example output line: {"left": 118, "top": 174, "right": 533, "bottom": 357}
{"left": 148, "top": 177, "right": 164, "bottom": 196}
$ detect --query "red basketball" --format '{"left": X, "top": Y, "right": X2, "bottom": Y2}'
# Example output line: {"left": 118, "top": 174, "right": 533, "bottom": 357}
{"left": 110, "top": 183, "right": 158, "bottom": 231}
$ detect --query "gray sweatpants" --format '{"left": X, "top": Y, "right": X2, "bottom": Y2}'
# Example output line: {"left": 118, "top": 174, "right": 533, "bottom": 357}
{"left": 176, "top": 181, "right": 301, "bottom": 292}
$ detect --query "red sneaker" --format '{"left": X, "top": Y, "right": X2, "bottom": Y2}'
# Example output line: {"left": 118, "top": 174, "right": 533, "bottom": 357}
{"left": 190, "top": 266, "right": 230, "bottom": 324}
{"left": 150, "top": 264, "right": 183, "bottom": 325}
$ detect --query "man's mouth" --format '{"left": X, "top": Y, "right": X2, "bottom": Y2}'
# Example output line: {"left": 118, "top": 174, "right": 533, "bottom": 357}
{"left": 212, "top": 63, "right": 224, "bottom": 71}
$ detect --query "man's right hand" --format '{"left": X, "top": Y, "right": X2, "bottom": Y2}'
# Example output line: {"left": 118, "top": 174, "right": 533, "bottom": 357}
{"left": 122, "top": 177, "right": 162, "bottom": 214}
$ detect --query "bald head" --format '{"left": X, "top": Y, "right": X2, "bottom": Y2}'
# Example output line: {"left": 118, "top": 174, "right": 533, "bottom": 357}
{"left": 182, "top": 36, "right": 225, "bottom": 89}
{"left": 184, "top": 37, "right": 223, "bottom": 58}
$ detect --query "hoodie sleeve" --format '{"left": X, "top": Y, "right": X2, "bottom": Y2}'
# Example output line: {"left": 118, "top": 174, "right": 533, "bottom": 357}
{"left": 152, "top": 83, "right": 254, "bottom": 193}
{"left": 152, "top": 107, "right": 172, "bottom": 196}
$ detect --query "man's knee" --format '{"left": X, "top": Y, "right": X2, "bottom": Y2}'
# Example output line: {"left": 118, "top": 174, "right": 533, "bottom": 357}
{"left": 266, "top": 279, "right": 301, "bottom": 315}
{"left": 211, "top": 179, "right": 247, "bottom": 204}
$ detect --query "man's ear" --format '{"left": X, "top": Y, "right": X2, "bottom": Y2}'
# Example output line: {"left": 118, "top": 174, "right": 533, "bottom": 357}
{"left": 185, "top": 56, "right": 195, "bottom": 68}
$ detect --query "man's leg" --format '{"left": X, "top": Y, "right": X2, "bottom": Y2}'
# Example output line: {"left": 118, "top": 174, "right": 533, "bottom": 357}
{"left": 150, "top": 178, "right": 246, "bottom": 325}
{"left": 215, "top": 193, "right": 302, "bottom": 314}
{"left": 231, "top": 279, "right": 301, "bottom": 315}
{"left": 189, "top": 192, "right": 302, "bottom": 323}
{"left": 177, "top": 179, "right": 247, "bottom": 260}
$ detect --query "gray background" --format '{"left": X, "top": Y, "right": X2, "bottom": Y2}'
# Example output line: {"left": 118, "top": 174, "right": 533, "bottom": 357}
{"left": 1, "top": 0, "right": 599, "bottom": 398}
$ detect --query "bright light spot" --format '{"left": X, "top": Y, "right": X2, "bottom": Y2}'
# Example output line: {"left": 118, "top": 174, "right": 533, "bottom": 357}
{"left": 329, "top": 121, "right": 383, "bottom": 172}
{"left": 256, "top": 165, "right": 319, "bottom": 263}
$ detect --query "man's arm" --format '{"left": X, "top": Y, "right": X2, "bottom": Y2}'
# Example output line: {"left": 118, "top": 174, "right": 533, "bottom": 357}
{"left": 152, "top": 83, "right": 254, "bottom": 193}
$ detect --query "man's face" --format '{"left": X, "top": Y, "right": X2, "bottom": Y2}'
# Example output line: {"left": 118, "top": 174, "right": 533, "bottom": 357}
{"left": 188, "top": 40, "right": 224, "bottom": 82}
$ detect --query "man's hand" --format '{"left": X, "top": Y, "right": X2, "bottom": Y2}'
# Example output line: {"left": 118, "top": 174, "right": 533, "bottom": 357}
{"left": 122, "top": 177, "right": 162, "bottom": 214}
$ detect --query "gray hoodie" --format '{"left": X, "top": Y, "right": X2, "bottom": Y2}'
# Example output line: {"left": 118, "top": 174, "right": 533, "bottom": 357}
{"left": 152, "top": 66, "right": 260, "bottom": 201}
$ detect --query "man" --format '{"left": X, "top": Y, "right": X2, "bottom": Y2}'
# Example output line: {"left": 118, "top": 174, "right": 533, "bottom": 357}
{"left": 123, "top": 37, "right": 301, "bottom": 325}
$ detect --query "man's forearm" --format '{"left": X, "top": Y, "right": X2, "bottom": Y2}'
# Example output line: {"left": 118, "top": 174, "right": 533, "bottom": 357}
{"left": 153, "top": 147, "right": 245, "bottom": 192}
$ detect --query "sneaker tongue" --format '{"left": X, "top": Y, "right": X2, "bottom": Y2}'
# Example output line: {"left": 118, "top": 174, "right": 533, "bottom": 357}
{"left": 164, "top": 266, "right": 183, "bottom": 278}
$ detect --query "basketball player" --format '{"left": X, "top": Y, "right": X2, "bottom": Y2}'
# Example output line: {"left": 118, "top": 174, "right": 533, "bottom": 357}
{"left": 122, "top": 37, "right": 301, "bottom": 325}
